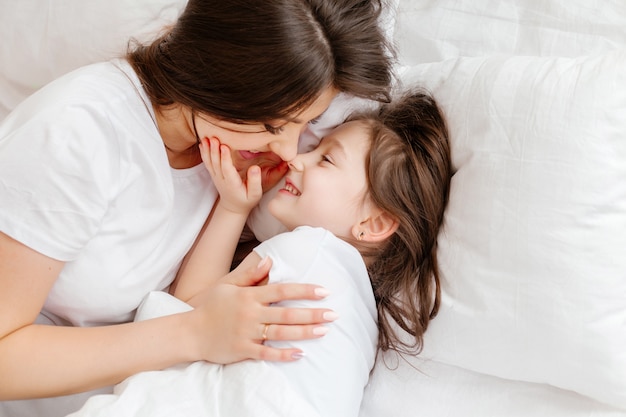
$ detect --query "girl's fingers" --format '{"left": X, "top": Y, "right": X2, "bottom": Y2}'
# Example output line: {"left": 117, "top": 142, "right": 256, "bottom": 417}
{"left": 246, "top": 165, "right": 263, "bottom": 201}
{"left": 260, "top": 160, "right": 289, "bottom": 192}
{"left": 210, "top": 138, "right": 223, "bottom": 178}
{"left": 199, "top": 137, "right": 220, "bottom": 179}
{"left": 202, "top": 137, "right": 264, "bottom": 206}
{"left": 219, "top": 143, "right": 242, "bottom": 185}
{"left": 199, "top": 137, "right": 212, "bottom": 171}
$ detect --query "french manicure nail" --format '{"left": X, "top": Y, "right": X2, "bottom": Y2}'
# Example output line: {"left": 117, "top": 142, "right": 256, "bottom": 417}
{"left": 256, "top": 256, "right": 269, "bottom": 270}
{"left": 314, "top": 287, "right": 331, "bottom": 297}
{"left": 292, "top": 351, "right": 306, "bottom": 360}
{"left": 313, "top": 326, "right": 329, "bottom": 336}
{"left": 323, "top": 311, "right": 339, "bottom": 321}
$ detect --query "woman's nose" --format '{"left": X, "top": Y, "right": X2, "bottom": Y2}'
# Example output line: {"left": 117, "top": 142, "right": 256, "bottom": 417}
{"left": 268, "top": 133, "right": 300, "bottom": 161}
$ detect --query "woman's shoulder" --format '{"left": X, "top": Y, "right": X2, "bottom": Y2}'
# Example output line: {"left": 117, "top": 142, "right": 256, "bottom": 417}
{"left": 3, "top": 59, "right": 147, "bottom": 127}
{"left": 1, "top": 59, "right": 162, "bottom": 165}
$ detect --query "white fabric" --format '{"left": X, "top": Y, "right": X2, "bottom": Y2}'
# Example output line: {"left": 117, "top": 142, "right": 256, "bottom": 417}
{"left": 373, "top": 1, "right": 626, "bottom": 414}
{"left": 392, "top": 0, "right": 626, "bottom": 66}
{"left": 69, "top": 226, "right": 377, "bottom": 417}
{"left": 67, "top": 361, "right": 321, "bottom": 417}
{"left": 254, "top": 226, "right": 378, "bottom": 417}
{"left": 0, "top": 0, "right": 187, "bottom": 120}
{"left": 361, "top": 351, "right": 626, "bottom": 417}
{"left": 397, "top": 50, "right": 626, "bottom": 409}
{"left": 0, "top": 59, "right": 217, "bottom": 417}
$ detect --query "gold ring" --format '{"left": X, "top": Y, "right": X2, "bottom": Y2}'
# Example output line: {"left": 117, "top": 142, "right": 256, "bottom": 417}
{"left": 262, "top": 323, "right": 270, "bottom": 342}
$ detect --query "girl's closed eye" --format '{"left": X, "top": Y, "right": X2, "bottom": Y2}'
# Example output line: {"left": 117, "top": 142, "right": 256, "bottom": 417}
{"left": 321, "top": 154, "right": 334, "bottom": 165}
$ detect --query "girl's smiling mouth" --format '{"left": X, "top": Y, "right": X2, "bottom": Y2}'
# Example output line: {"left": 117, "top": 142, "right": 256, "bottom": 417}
{"left": 281, "top": 178, "right": 302, "bottom": 196}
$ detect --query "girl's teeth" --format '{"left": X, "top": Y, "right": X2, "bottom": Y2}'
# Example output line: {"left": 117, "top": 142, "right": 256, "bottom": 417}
{"left": 285, "top": 184, "right": 301, "bottom": 196}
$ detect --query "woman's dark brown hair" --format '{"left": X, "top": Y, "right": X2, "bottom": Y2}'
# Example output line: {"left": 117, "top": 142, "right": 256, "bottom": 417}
{"left": 127, "top": 0, "right": 394, "bottom": 124}
{"left": 352, "top": 90, "right": 451, "bottom": 354}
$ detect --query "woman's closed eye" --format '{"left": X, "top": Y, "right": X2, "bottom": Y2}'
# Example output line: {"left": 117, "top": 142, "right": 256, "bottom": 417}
{"left": 308, "top": 116, "right": 321, "bottom": 125}
{"left": 264, "top": 124, "right": 285, "bottom": 135}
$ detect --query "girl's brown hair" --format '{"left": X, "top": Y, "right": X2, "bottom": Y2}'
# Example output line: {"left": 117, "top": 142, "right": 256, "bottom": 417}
{"left": 127, "top": 0, "right": 393, "bottom": 124}
{"left": 352, "top": 90, "right": 451, "bottom": 354}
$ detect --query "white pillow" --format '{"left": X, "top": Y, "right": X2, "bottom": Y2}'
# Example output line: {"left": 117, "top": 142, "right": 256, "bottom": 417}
{"left": 0, "top": 0, "right": 186, "bottom": 119}
{"left": 393, "top": 0, "right": 626, "bottom": 65}
{"left": 396, "top": 51, "right": 626, "bottom": 409}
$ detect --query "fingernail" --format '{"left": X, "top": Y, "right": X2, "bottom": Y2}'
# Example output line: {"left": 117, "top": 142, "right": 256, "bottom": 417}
{"left": 323, "top": 311, "right": 339, "bottom": 321}
{"left": 256, "top": 256, "right": 269, "bottom": 270}
{"left": 292, "top": 351, "right": 306, "bottom": 360}
{"left": 313, "top": 326, "right": 329, "bottom": 336}
{"left": 314, "top": 287, "right": 331, "bottom": 297}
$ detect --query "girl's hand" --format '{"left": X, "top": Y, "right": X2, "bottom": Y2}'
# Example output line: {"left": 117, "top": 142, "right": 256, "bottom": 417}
{"left": 256, "top": 157, "right": 289, "bottom": 192}
{"left": 186, "top": 257, "right": 337, "bottom": 363}
{"left": 199, "top": 137, "right": 263, "bottom": 214}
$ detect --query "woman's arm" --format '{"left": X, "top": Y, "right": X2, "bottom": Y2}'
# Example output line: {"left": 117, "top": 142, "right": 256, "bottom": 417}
{"left": 0, "top": 232, "right": 193, "bottom": 399}
{"left": 173, "top": 137, "right": 263, "bottom": 301}
{"left": 0, "top": 232, "right": 334, "bottom": 400}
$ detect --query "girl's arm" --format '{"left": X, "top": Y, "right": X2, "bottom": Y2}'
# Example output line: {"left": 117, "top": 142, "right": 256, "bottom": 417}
{"left": 0, "top": 231, "right": 333, "bottom": 400}
{"left": 173, "top": 137, "right": 264, "bottom": 301}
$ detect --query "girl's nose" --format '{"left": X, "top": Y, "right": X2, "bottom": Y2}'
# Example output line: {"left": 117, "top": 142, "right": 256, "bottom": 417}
{"left": 288, "top": 154, "right": 304, "bottom": 172}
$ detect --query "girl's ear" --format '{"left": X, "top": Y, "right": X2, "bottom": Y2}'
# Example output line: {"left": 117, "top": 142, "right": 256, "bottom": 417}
{"left": 351, "top": 210, "right": 399, "bottom": 243}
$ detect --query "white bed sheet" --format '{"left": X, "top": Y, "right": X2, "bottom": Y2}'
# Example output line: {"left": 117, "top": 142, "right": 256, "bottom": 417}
{"left": 362, "top": 352, "right": 626, "bottom": 417}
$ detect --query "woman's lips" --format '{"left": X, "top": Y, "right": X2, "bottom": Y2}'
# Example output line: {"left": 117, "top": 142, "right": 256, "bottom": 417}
{"left": 238, "top": 150, "right": 265, "bottom": 160}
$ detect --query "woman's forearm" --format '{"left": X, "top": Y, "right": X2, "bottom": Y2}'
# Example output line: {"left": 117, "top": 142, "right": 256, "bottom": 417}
{"left": 0, "top": 312, "right": 195, "bottom": 400}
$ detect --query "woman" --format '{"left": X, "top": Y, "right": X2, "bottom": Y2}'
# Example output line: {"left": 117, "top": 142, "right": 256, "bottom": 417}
{"left": 0, "top": 0, "right": 393, "bottom": 415}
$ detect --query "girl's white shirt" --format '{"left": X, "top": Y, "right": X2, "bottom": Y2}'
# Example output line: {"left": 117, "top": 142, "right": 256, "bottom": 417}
{"left": 255, "top": 226, "right": 378, "bottom": 417}
{"left": 0, "top": 59, "right": 217, "bottom": 327}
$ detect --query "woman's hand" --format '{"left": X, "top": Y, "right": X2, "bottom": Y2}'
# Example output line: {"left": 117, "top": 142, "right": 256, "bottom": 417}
{"left": 186, "top": 256, "right": 337, "bottom": 363}
{"left": 199, "top": 137, "right": 263, "bottom": 214}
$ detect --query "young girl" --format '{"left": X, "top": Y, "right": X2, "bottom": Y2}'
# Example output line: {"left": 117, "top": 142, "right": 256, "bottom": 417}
{"left": 160, "top": 89, "right": 451, "bottom": 416}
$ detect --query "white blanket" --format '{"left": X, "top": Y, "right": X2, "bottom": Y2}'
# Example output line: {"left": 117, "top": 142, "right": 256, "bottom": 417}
{"left": 67, "top": 292, "right": 321, "bottom": 417}
{"left": 68, "top": 361, "right": 320, "bottom": 417}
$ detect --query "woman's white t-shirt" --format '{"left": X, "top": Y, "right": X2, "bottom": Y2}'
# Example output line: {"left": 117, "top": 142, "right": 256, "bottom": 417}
{"left": 0, "top": 59, "right": 217, "bottom": 327}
